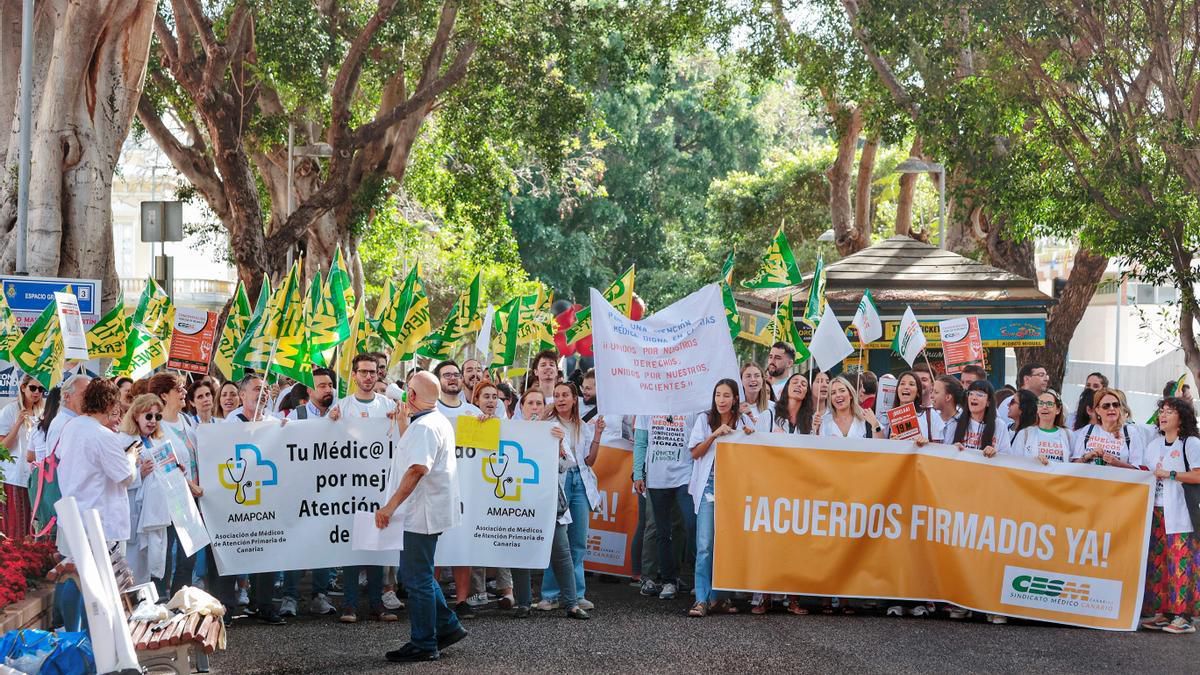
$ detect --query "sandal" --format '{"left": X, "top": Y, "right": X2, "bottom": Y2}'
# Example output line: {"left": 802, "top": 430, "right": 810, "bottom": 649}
{"left": 751, "top": 603, "right": 768, "bottom": 615}
{"left": 711, "top": 600, "right": 739, "bottom": 615}
{"left": 786, "top": 600, "right": 809, "bottom": 615}
{"left": 688, "top": 602, "right": 708, "bottom": 617}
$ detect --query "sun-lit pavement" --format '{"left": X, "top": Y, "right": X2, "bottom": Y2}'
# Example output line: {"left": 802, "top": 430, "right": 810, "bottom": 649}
{"left": 209, "top": 579, "right": 1197, "bottom": 674}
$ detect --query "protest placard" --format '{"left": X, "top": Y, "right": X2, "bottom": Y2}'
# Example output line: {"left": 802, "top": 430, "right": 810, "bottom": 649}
{"left": 168, "top": 306, "right": 219, "bottom": 374}
{"left": 887, "top": 402, "right": 921, "bottom": 441}
{"left": 940, "top": 316, "right": 985, "bottom": 374}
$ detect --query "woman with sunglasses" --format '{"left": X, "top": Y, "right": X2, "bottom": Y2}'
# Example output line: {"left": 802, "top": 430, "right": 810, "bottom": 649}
{"left": 0, "top": 376, "right": 45, "bottom": 539}
{"left": 119, "top": 393, "right": 173, "bottom": 585}
{"left": 1007, "top": 390, "right": 1072, "bottom": 464}
{"left": 147, "top": 373, "right": 204, "bottom": 596}
{"left": 1070, "top": 388, "right": 1146, "bottom": 469}
{"left": 1142, "top": 397, "right": 1200, "bottom": 634}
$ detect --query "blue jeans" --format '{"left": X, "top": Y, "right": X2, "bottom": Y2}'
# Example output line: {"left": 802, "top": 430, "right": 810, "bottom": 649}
{"left": 694, "top": 473, "right": 720, "bottom": 604}
{"left": 284, "top": 568, "right": 332, "bottom": 600}
{"left": 343, "top": 566, "right": 383, "bottom": 614}
{"left": 540, "top": 468, "right": 589, "bottom": 602}
{"left": 401, "top": 531, "right": 462, "bottom": 652}
{"left": 649, "top": 484, "right": 696, "bottom": 584}
{"left": 512, "top": 522, "right": 576, "bottom": 609}
{"left": 55, "top": 579, "right": 86, "bottom": 632}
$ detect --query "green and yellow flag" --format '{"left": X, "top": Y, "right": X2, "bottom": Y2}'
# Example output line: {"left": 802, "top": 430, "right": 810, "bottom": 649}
{"left": 0, "top": 292, "right": 23, "bottom": 362}
{"left": 336, "top": 299, "right": 367, "bottom": 398}
{"left": 1148, "top": 374, "right": 1191, "bottom": 424}
{"left": 565, "top": 265, "right": 636, "bottom": 345}
{"left": 233, "top": 278, "right": 275, "bottom": 376}
{"left": 330, "top": 246, "right": 356, "bottom": 326}
{"left": 803, "top": 254, "right": 826, "bottom": 327}
{"left": 9, "top": 299, "right": 65, "bottom": 389}
{"left": 765, "top": 294, "right": 811, "bottom": 363}
{"left": 108, "top": 327, "right": 167, "bottom": 380}
{"left": 515, "top": 287, "right": 552, "bottom": 347}
{"left": 720, "top": 252, "right": 741, "bottom": 340}
{"left": 269, "top": 265, "right": 314, "bottom": 388}
{"left": 416, "top": 273, "right": 483, "bottom": 360}
{"left": 85, "top": 294, "right": 129, "bottom": 360}
{"left": 742, "top": 225, "right": 803, "bottom": 289}
{"left": 131, "top": 277, "right": 172, "bottom": 337}
{"left": 215, "top": 280, "right": 252, "bottom": 381}
{"left": 488, "top": 297, "right": 522, "bottom": 368}
{"left": 308, "top": 270, "right": 343, "bottom": 367}
{"left": 382, "top": 265, "right": 432, "bottom": 365}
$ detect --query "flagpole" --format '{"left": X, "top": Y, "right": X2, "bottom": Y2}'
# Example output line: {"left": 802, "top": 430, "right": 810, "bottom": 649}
{"left": 921, "top": 349, "right": 935, "bottom": 377}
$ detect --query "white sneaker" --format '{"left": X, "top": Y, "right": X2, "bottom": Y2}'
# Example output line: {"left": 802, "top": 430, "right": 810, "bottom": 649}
{"left": 1163, "top": 616, "right": 1197, "bottom": 634}
{"left": 534, "top": 599, "right": 560, "bottom": 611}
{"left": 909, "top": 604, "right": 932, "bottom": 617}
{"left": 947, "top": 607, "right": 970, "bottom": 620}
{"left": 381, "top": 590, "right": 404, "bottom": 610}
{"left": 577, "top": 598, "right": 594, "bottom": 610}
{"left": 659, "top": 583, "right": 677, "bottom": 600}
{"left": 886, "top": 605, "right": 904, "bottom": 617}
{"left": 987, "top": 614, "right": 1008, "bottom": 624}
{"left": 310, "top": 593, "right": 336, "bottom": 615}
{"left": 466, "top": 592, "right": 491, "bottom": 608}
{"left": 279, "top": 597, "right": 298, "bottom": 617}
{"left": 236, "top": 588, "right": 250, "bottom": 606}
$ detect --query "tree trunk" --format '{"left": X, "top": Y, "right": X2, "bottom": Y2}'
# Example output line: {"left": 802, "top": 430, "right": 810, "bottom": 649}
{"left": 894, "top": 137, "right": 922, "bottom": 236}
{"left": 826, "top": 103, "right": 870, "bottom": 256}
{"left": 0, "top": 0, "right": 154, "bottom": 310}
{"left": 1014, "top": 247, "right": 1109, "bottom": 390}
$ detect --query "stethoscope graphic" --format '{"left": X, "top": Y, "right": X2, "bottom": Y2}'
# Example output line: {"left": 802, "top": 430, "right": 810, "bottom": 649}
{"left": 223, "top": 459, "right": 251, "bottom": 505}
{"left": 485, "top": 453, "right": 514, "bottom": 499}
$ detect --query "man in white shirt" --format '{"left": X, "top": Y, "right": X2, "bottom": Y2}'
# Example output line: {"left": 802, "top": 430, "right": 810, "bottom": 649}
{"left": 430, "top": 360, "right": 482, "bottom": 615}
{"left": 330, "top": 354, "right": 397, "bottom": 623}
{"left": 46, "top": 374, "right": 90, "bottom": 456}
{"left": 766, "top": 341, "right": 795, "bottom": 400}
{"left": 930, "top": 375, "right": 964, "bottom": 443}
{"left": 376, "top": 371, "right": 465, "bottom": 663}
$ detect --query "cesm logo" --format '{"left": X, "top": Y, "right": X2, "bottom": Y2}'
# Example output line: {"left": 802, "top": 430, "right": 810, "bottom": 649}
{"left": 1000, "top": 566, "right": 1121, "bottom": 619}
{"left": 218, "top": 443, "right": 279, "bottom": 506}
{"left": 481, "top": 440, "right": 540, "bottom": 501}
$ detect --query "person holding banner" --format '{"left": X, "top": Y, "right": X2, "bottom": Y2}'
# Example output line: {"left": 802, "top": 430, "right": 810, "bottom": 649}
{"left": 510, "top": 389, "right": 589, "bottom": 620}
{"left": 468, "top": 380, "right": 516, "bottom": 609}
{"left": 687, "top": 379, "right": 754, "bottom": 617}
{"left": 119, "top": 394, "right": 173, "bottom": 588}
{"left": 879, "top": 372, "right": 930, "bottom": 441}
{"left": 374, "top": 371, "right": 468, "bottom": 662}
{"left": 814, "top": 377, "right": 879, "bottom": 439}
{"left": 1143, "top": 397, "right": 1200, "bottom": 634}
{"left": 772, "top": 373, "right": 813, "bottom": 435}
{"left": 537, "top": 382, "right": 602, "bottom": 613}
{"left": 951, "top": 380, "right": 1002, "bottom": 457}
{"left": 1, "top": 375, "right": 43, "bottom": 540}
{"left": 1007, "top": 390, "right": 1072, "bottom": 464}
{"left": 928, "top": 376, "right": 964, "bottom": 444}
{"left": 1071, "top": 388, "right": 1146, "bottom": 470}
{"left": 740, "top": 364, "right": 775, "bottom": 433}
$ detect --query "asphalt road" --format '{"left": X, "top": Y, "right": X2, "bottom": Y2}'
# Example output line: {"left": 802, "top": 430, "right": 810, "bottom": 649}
{"left": 208, "top": 580, "right": 1197, "bottom": 674}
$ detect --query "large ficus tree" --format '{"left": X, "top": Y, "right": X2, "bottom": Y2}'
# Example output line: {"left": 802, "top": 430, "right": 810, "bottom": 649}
{"left": 0, "top": 0, "right": 155, "bottom": 305}
{"left": 139, "top": 0, "right": 721, "bottom": 296}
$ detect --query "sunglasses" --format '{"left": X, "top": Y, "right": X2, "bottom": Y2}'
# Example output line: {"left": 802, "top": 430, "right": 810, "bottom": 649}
{"left": 1098, "top": 402, "right": 1122, "bottom": 410}
{"left": 26, "top": 384, "right": 45, "bottom": 393}
{"left": 143, "top": 413, "right": 163, "bottom": 422}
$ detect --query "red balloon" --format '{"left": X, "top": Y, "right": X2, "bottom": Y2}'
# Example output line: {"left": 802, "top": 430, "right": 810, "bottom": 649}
{"left": 630, "top": 294, "right": 647, "bottom": 320}
{"left": 553, "top": 304, "right": 582, "bottom": 356}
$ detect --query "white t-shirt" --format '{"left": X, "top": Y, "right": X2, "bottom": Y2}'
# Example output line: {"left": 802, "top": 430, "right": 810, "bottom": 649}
{"left": 1144, "top": 436, "right": 1200, "bottom": 535}
{"left": 929, "top": 408, "right": 961, "bottom": 444}
{"left": 744, "top": 405, "right": 775, "bottom": 434}
{"left": 818, "top": 411, "right": 872, "bottom": 439}
{"left": 56, "top": 415, "right": 136, "bottom": 542}
{"left": 1070, "top": 424, "right": 1145, "bottom": 467}
{"left": 636, "top": 414, "right": 695, "bottom": 489}
{"left": 436, "top": 399, "right": 482, "bottom": 424}
{"left": 46, "top": 407, "right": 79, "bottom": 459}
{"left": 222, "top": 410, "right": 279, "bottom": 423}
{"left": 387, "top": 410, "right": 460, "bottom": 535}
{"left": 337, "top": 393, "right": 393, "bottom": 419}
{"left": 0, "top": 402, "right": 37, "bottom": 486}
{"left": 1008, "top": 427, "right": 1072, "bottom": 463}
{"left": 957, "top": 418, "right": 1003, "bottom": 452}
{"left": 159, "top": 416, "right": 198, "bottom": 483}
{"left": 769, "top": 379, "right": 788, "bottom": 401}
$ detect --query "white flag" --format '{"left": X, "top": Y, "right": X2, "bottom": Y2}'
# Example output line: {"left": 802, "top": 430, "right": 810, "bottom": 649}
{"left": 809, "top": 304, "right": 855, "bottom": 372}
{"left": 852, "top": 289, "right": 883, "bottom": 345}
{"left": 891, "top": 305, "right": 926, "bottom": 367}
{"left": 474, "top": 304, "right": 495, "bottom": 362}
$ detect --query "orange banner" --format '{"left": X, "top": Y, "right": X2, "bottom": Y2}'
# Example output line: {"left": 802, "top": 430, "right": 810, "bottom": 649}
{"left": 584, "top": 441, "right": 638, "bottom": 576}
{"left": 712, "top": 435, "right": 1154, "bottom": 630}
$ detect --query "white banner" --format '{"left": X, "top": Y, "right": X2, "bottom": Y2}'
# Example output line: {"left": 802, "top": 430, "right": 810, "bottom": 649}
{"left": 55, "top": 291, "right": 89, "bottom": 361}
{"left": 196, "top": 419, "right": 398, "bottom": 575}
{"left": 593, "top": 283, "right": 739, "bottom": 416}
{"left": 434, "top": 420, "right": 558, "bottom": 569}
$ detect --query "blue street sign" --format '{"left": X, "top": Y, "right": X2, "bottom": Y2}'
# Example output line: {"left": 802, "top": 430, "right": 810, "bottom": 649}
{"left": 1, "top": 275, "right": 101, "bottom": 327}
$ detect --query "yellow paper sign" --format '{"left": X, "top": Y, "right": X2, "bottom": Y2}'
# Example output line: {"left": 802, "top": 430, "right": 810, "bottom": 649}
{"left": 456, "top": 416, "right": 501, "bottom": 450}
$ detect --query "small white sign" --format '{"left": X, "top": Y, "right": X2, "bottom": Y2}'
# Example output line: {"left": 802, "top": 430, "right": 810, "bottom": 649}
{"left": 54, "top": 291, "right": 90, "bottom": 361}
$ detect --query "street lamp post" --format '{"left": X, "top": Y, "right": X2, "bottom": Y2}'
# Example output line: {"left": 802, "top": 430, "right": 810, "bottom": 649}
{"left": 15, "top": 0, "right": 35, "bottom": 275}
{"left": 894, "top": 157, "right": 946, "bottom": 249}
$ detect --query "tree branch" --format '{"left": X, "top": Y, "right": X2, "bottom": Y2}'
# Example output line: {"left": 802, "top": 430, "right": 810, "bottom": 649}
{"left": 329, "top": 0, "right": 402, "bottom": 144}
{"left": 136, "top": 96, "right": 230, "bottom": 223}
{"left": 838, "top": 0, "right": 918, "bottom": 118}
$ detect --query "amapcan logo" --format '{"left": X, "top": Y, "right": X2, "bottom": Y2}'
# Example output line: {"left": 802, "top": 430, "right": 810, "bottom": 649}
{"left": 1000, "top": 565, "right": 1121, "bottom": 619}
{"left": 218, "top": 443, "right": 279, "bottom": 506}
{"left": 481, "top": 440, "right": 540, "bottom": 501}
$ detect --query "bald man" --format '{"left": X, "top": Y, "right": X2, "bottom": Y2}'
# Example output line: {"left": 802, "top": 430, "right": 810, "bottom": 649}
{"left": 376, "top": 372, "right": 465, "bottom": 662}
